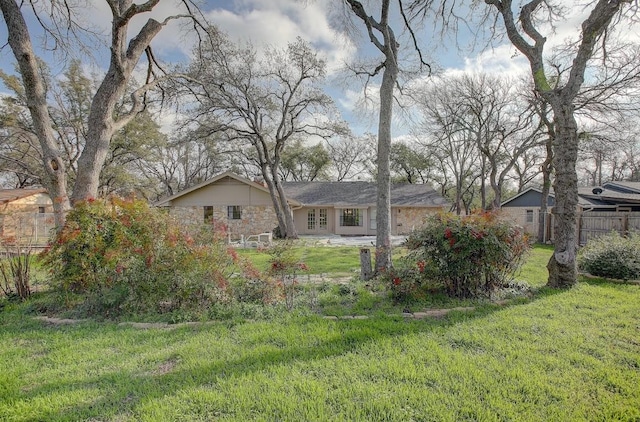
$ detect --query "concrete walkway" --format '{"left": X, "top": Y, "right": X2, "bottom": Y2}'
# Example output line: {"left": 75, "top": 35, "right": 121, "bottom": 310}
{"left": 298, "top": 234, "right": 407, "bottom": 247}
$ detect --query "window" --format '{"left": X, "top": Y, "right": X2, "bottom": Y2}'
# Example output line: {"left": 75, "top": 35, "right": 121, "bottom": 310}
{"left": 38, "top": 206, "right": 46, "bottom": 214}
{"left": 319, "top": 209, "right": 327, "bottom": 230}
{"left": 525, "top": 209, "right": 534, "bottom": 223}
{"left": 308, "top": 210, "right": 316, "bottom": 230}
{"left": 204, "top": 206, "right": 213, "bottom": 222}
{"left": 340, "top": 209, "right": 362, "bottom": 227}
{"left": 227, "top": 205, "right": 242, "bottom": 220}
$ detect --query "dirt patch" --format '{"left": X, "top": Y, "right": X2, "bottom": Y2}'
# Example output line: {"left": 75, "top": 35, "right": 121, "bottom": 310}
{"left": 117, "top": 321, "right": 202, "bottom": 329}
{"left": 34, "top": 316, "right": 88, "bottom": 325}
{"left": 153, "top": 358, "right": 179, "bottom": 375}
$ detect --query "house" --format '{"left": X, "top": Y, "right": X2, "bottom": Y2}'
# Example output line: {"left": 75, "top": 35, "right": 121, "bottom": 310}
{"left": 0, "top": 188, "right": 54, "bottom": 244}
{"left": 155, "top": 171, "right": 450, "bottom": 237}
{"left": 283, "top": 181, "right": 449, "bottom": 236}
{"left": 501, "top": 182, "right": 640, "bottom": 242}
{"left": 154, "top": 172, "right": 294, "bottom": 237}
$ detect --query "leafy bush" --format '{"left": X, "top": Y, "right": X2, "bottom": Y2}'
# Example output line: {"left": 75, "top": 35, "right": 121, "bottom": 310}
{"left": 578, "top": 231, "right": 640, "bottom": 280}
{"left": 399, "top": 212, "right": 530, "bottom": 298}
{"left": 43, "top": 197, "right": 264, "bottom": 318}
{"left": 266, "top": 241, "right": 308, "bottom": 310}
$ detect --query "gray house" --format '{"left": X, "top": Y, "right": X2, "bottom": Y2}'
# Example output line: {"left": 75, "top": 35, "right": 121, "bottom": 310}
{"left": 501, "top": 182, "right": 640, "bottom": 240}
{"left": 284, "top": 181, "right": 450, "bottom": 236}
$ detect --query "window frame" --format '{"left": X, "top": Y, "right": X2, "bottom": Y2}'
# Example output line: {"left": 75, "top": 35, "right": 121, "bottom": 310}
{"left": 227, "top": 205, "right": 242, "bottom": 220}
{"left": 307, "top": 209, "right": 316, "bottom": 230}
{"left": 203, "top": 206, "right": 214, "bottom": 222}
{"left": 340, "top": 208, "right": 362, "bottom": 227}
{"left": 318, "top": 208, "right": 327, "bottom": 230}
{"left": 525, "top": 209, "right": 534, "bottom": 223}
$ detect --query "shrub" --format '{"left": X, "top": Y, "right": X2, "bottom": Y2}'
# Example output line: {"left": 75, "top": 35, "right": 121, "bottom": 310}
{"left": 401, "top": 212, "right": 530, "bottom": 298}
{"left": 42, "top": 197, "right": 262, "bottom": 318}
{"left": 578, "top": 231, "right": 640, "bottom": 280}
{"left": 266, "top": 241, "right": 308, "bottom": 310}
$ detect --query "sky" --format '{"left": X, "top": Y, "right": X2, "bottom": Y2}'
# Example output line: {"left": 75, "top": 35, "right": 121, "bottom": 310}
{"left": 1, "top": 0, "right": 635, "bottom": 138}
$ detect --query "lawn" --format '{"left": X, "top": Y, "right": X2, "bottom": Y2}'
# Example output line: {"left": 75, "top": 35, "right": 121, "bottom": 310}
{"left": 1, "top": 245, "right": 639, "bottom": 421}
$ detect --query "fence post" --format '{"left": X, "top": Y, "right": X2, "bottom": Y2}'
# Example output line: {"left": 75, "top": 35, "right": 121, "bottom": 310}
{"left": 577, "top": 212, "right": 583, "bottom": 246}
{"left": 360, "top": 248, "right": 373, "bottom": 281}
{"left": 623, "top": 213, "right": 629, "bottom": 237}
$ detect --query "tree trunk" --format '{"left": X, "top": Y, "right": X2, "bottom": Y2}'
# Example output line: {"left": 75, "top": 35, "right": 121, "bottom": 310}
{"left": 272, "top": 165, "right": 298, "bottom": 239}
{"left": 0, "top": 0, "right": 71, "bottom": 228}
{"left": 374, "top": 58, "right": 397, "bottom": 273}
{"left": 546, "top": 106, "right": 579, "bottom": 287}
{"left": 72, "top": 88, "right": 122, "bottom": 201}
{"left": 261, "top": 166, "right": 289, "bottom": 238}
{"left": 537, "top": 137, "right": 553, "bottom": 243}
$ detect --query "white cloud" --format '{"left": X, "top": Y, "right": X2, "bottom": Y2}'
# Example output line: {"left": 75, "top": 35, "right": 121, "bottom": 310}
{"left": 454, "top": 44, "right": 529, "bottom": 78}
{"left": 205, "top": 0, "right": 355, "bottom": 73}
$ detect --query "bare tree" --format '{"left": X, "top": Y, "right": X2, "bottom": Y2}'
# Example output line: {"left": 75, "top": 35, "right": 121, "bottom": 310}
{"left": 279, "top": 140, "right": 331, "bottom": 182}
{"left": 326, "top": 134, "right": 376, "bottom": 181}
{"left": 341, "top": 0, "right": 405, "bottom": 272}
{"left": 185, "top": 31, "right": 340, "bottom": 238}
{"left": 482, "top": 0, "right": 638, "bottom": 287}
{"left": 439, "top": 74, "right": 545, "bottom": 209}
{"left": 413, "top": 76, "right": 484, "bottom": 214}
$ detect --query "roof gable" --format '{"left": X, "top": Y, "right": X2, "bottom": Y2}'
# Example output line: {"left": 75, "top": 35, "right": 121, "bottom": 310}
{"left": 501, "top": 187, "right": 555, "bottom": 208}
{"left": 0, "top": 188, "right": 48, "bottom": 205}
{"left": 154, "top": 171, "right": 300, "bottom": 206}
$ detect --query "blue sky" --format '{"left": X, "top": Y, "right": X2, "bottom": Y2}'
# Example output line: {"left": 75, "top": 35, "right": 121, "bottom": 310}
{"left": 1, "top": 0, "right": 600, "bottom": 137}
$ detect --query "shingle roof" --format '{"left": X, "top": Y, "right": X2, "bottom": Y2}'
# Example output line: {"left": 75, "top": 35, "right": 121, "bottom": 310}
{"left": 0, "top": 188, "right": 47, "bottom": 205}
{"left": 282, "top": 182, "right": 449, "bottom": 208}
{"left": 578, "top": 186, "right": 640, "bottom": 204}
{"left": 602, "top": 181, "right": 640, "bottom": 194}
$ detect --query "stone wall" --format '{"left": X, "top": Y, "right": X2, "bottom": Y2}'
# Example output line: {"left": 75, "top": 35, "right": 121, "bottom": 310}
{"left": 167, "top": 205, "right": 278, "bottom": 236}
{"left": 395, "top": 207, "right": 440, "bottom": 235}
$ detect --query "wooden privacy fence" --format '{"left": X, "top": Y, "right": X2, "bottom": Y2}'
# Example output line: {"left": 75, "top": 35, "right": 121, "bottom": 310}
{"left": 578, "top": 211, "right": 640, "bottom": 245}
{"left": 505, "top": 209, "right": 640, "bottom": 246}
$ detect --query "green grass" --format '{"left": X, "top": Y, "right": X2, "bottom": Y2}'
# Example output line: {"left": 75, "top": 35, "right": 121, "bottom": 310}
{"left": 238, "top": 244, "right": 410, "bottom": 277}
{"left": 518, "top": 243, "right": 555, "bottom": 288}
{"left": 2, "top": 243, "right": 639, "bottom": 421}
{"left": 238, "top": 245, "right": 364, "bottom": 276}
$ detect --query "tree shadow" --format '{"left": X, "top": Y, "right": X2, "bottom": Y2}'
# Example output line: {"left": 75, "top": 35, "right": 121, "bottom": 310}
{"left": 6, "top": 289, "right": 574, "bottom": 420}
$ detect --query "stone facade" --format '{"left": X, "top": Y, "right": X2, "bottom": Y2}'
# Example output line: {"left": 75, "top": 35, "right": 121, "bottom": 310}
{"left": 394, "top": 207, "right": 440, "bottom": 235}
{"left": 168, "top": 205, "right": 278, "bottom": 236}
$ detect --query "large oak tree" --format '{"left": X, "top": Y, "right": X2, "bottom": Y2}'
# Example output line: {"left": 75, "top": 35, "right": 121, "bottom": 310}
{"left": 0, "top": 0, "right": 204, "bottom": 227}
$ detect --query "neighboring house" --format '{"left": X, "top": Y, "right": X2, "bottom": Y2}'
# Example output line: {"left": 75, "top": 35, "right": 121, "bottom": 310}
{"left": 0, "top": 188, "right": 54, "bottom": 245}
{"left": 501, "top": 182, "right": 640, "bottom": 242}
{"left": 155, "top": 171, "right": 450, "bottom": 237}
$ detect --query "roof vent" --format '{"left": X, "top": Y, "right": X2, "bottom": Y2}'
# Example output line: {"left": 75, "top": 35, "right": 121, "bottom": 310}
{"left": 592, "top": 187, "right": 603, "bottom": 195}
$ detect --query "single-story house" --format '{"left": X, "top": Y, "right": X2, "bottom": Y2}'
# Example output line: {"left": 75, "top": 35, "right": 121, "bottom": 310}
{"left": 0, "top": 188, "right": 54, "bottom": 244}
{"left": 155, "top": 171, "right": 450, "bottom": 237}
{"left": 283, "top": 181, "right": 449, "bottom": 236}
{"left": 500, "top": 182, "right": 640, "bottom": 241}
